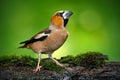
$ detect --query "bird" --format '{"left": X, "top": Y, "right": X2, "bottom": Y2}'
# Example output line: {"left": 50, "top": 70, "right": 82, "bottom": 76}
{"left": 19, "top": 10, "right": 73, "bottom": 73}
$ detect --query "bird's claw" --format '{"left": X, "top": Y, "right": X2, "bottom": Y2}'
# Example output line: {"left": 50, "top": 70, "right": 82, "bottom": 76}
{"left": 33, "top": 66, "right": 42, "bottom": 73}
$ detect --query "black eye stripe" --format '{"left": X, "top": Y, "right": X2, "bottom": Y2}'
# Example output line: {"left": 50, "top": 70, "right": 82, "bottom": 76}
{"left": 56, "top": 12, "right": 64, "bottom": 17}
{"left": 56, "top": 13, "right": 62, "bottom": 17}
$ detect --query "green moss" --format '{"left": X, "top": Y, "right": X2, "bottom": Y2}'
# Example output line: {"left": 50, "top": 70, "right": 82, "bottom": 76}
{"left": 0, "top": 55, "right": 37, "bottom": 67}
{"left": 41, "top": 59, "right": 64, "bottom": 72}
{"left": 0, "top": 51, "right": 109, "bottom": 71}
{"left": 17, "top": 56, "right": 37, "bottom": 67}
{"left": 0, "top": 55, "right": 20, "bottom": 66}
{"left": 0, "top": 55, "right": 63, "bottom": 72}
{"left": 59, "top": 51, "right": 109, "bottom": 69}
{"left": 74, "top": 51, "right": 108, "bottom": 69}
{"left": 59, "top": 55, "right": 75, "bottom": 65}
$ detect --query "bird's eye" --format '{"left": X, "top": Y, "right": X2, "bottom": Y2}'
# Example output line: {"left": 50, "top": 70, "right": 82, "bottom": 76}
{"left": 56, "top": 13, "right": 63, "bottom": 17}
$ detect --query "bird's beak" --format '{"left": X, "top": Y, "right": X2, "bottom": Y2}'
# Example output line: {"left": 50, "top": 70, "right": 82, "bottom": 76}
{"left": 63, "top": 11, "right": 73, "bottom": 19}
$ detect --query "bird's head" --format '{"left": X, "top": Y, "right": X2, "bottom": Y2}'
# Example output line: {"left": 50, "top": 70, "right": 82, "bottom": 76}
{"left": 51, "top": 10, "right": 73, "bottom": 28}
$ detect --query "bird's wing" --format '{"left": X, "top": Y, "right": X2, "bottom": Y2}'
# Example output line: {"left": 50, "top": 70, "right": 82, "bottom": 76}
{"left": 20, "top": 29, "right": 52, "bottom": 44}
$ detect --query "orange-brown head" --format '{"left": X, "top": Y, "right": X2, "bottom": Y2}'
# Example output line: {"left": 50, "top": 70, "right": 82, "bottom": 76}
{"left": 51, "top": 10, "right": 73, "bottom": 28}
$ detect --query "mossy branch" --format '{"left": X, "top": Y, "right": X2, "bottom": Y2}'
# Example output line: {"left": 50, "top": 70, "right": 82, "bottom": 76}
{"left": 0, "top": 51, "right": 109, "bottom": 71}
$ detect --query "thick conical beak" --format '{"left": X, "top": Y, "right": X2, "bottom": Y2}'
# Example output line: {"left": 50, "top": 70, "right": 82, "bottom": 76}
{"left": 63, "top": 11, "right": 73, "bottom": 19}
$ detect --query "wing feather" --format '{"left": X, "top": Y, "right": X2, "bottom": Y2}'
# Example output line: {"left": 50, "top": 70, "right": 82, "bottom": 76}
{"left": 20, "top": 29, "right": 51, "bottom": 45}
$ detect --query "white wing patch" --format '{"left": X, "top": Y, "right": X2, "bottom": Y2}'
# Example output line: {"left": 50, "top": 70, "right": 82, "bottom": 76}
{"left": 34, "top": 32, "right": 50, "bottom": 39}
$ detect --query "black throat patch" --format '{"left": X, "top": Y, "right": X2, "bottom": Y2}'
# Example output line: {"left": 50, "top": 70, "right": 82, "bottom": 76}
{"left": 64, "top": 19, "right": 68, "bottom": 27}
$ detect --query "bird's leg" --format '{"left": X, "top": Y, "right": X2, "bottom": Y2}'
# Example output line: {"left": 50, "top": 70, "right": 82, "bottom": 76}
{"left": 48, "top": 54, "right": 73, "bottom": 71}
{"left": 48, "top": 54, "right": 64, "bottom": 68}
{"left": 33, "top": 53, "right": 42, "bottom": 73}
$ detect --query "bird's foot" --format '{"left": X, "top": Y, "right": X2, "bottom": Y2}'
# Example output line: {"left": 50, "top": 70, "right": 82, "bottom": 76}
{"left": 33, "top": 66, "right": 42, "bottom": 73}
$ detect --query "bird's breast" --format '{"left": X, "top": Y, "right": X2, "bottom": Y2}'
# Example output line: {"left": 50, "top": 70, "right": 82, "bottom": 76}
{"left": 44, "top": 29, "right": 68, "bottom": 52}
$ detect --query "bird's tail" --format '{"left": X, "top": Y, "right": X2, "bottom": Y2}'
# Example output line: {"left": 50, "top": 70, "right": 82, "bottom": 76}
{"left": 18, "top": 45, "right": 27, "bottom": 48}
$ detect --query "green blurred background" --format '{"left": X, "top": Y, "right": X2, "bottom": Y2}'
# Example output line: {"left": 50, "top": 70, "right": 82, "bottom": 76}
{"left": 0, "top": 0, "right": 120, "bottom": 61}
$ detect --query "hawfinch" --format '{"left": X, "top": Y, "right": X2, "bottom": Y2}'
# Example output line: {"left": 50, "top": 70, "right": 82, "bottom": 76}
{"left": 19, "top": 10, "right": 73, "bottom": 73}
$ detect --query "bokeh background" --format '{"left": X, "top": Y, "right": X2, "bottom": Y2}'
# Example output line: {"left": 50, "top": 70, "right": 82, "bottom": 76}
{"left": 0, "top": 0, "right": 120, "bottom": 61}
